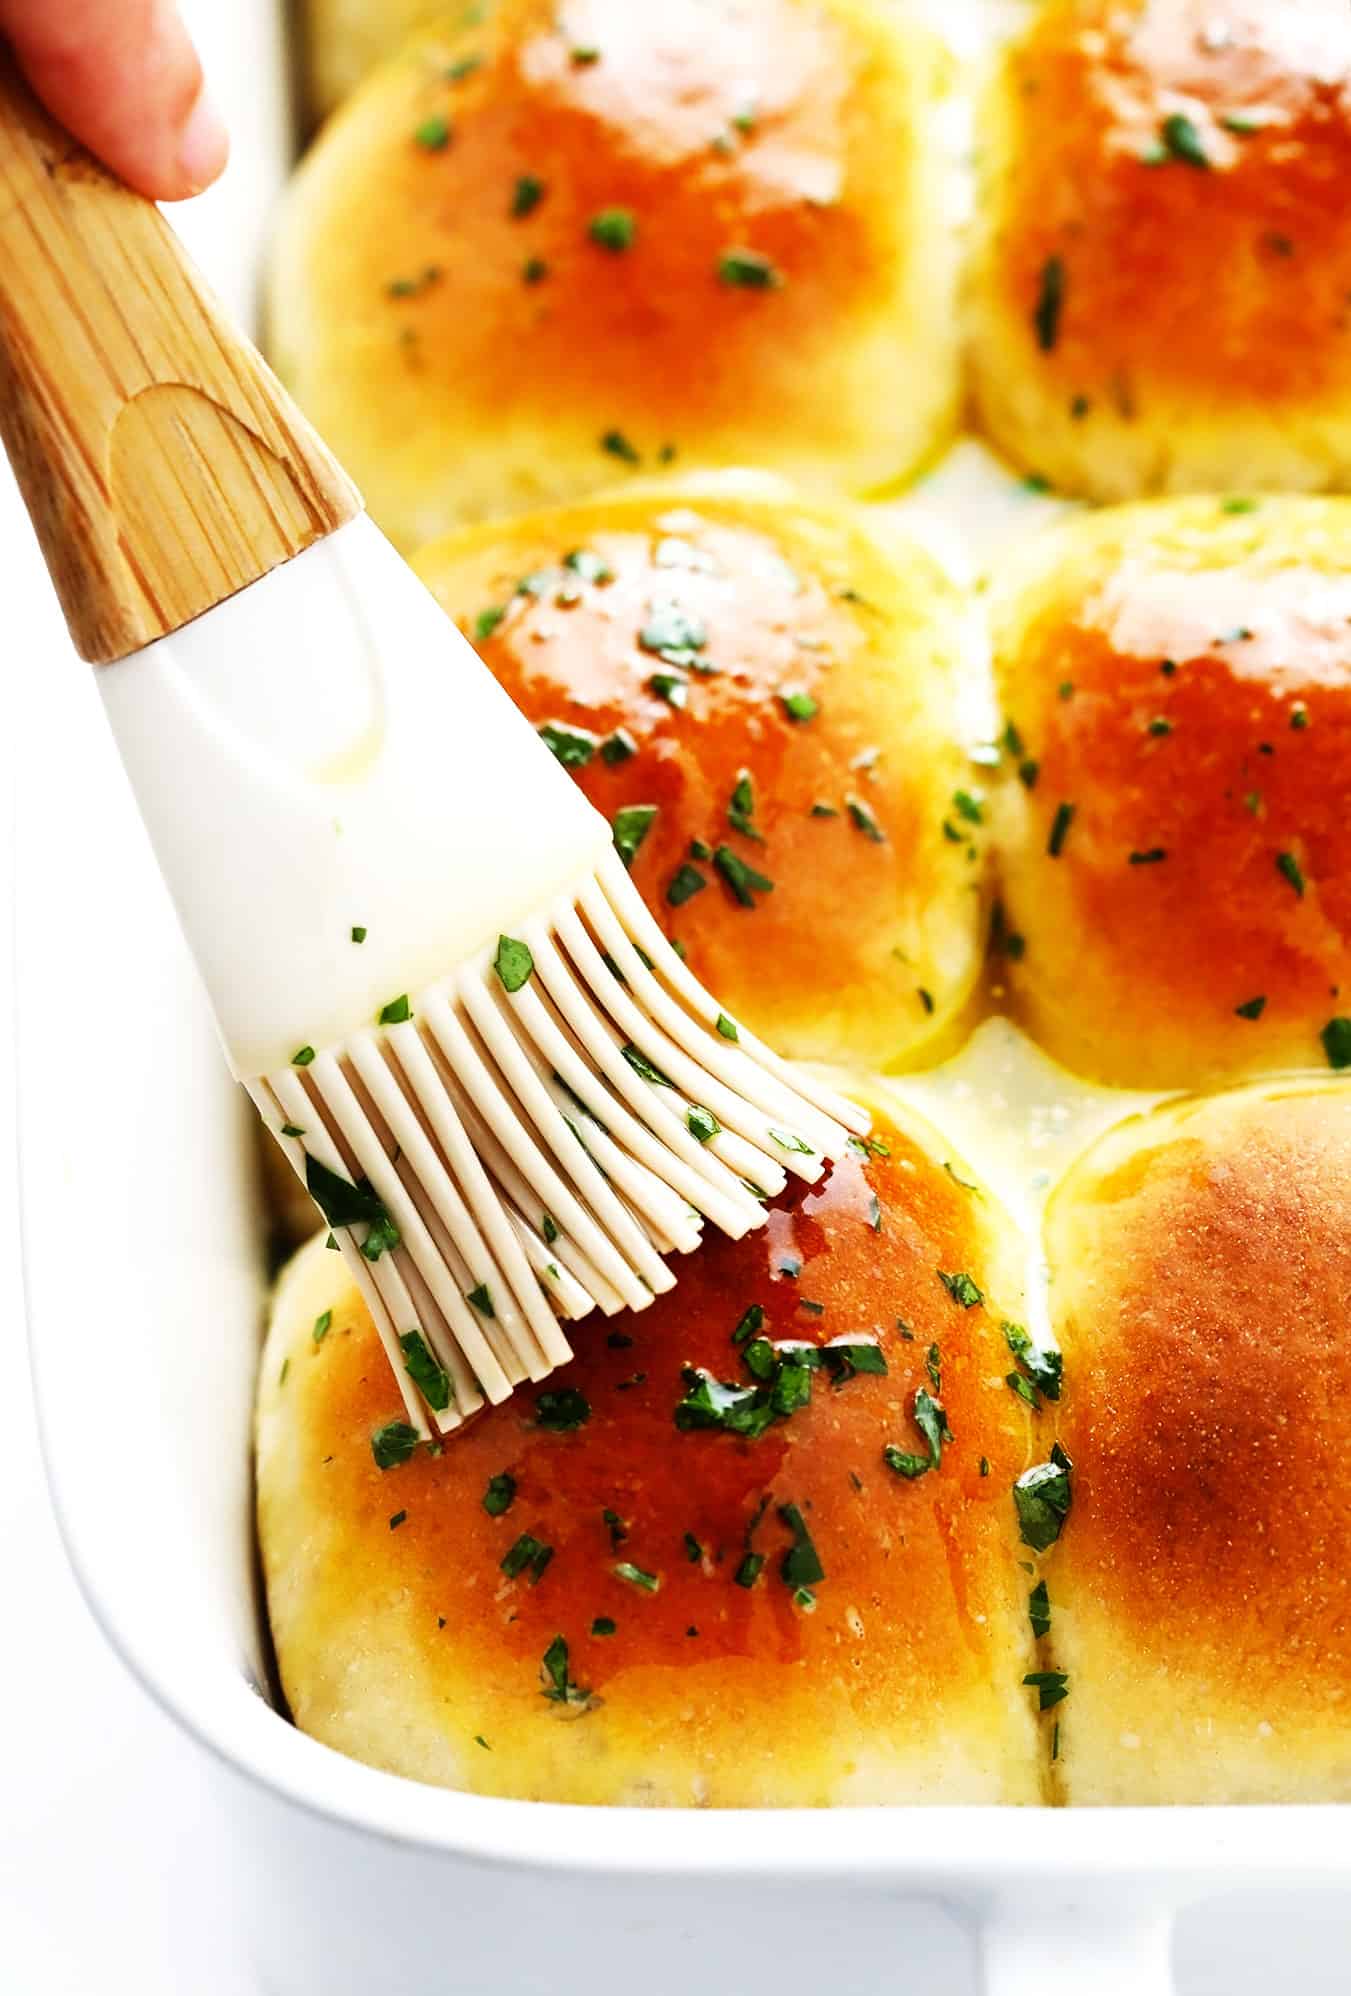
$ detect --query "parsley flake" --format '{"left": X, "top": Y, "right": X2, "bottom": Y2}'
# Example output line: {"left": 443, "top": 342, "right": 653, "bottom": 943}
{"left": 494, "top": 934, "right": 534, "bottom": 991}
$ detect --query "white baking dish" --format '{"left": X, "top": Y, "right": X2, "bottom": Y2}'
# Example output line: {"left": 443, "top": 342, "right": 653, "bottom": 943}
{"left": 15, "top": 3, "right": 1351, "bottom": 1992}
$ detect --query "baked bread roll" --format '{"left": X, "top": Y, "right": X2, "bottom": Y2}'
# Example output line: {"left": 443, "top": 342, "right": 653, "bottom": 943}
{"left": 269, "top": 0, "right": 959, "bottom": 548}
{"left": 411, "top": 477, "right": 988, "bottom": 1072}
{"left": 968, "top": 0, "right": 1351, "bottom": 500}
{"left": 256, "top": 1086, "right": 1047, "bottom": 1806}
{"left": 1044, "top": 1081, "right": 1351, "bottom": 1804}
{"left": 300, "top": 0, "right": 438, "bottom": 120}
{"left": 991, "top": 497, "right": 1351, "bottom": 1087}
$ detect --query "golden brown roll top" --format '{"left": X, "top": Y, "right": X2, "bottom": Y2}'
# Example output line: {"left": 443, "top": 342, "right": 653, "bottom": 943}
{"left": 269, "top": 0, "right": 959, "bottom": 547}
{"left": 256, "top": 1086, "right": 1049, "bottom": 1806}
{"left": 413, "top": 479, "right": 989, "bottom": 1072}
{"left": 1044, "top": 1081, "right": 1351, "bottom": 1804}
{"left": 991, "top": 497, "right": 1351, "bottom": 1087}
{"left": 968, "top": 0, "right": 1351, "bottom": 500}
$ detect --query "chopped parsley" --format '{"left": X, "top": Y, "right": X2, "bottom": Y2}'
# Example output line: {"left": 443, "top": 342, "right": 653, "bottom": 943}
{"left": 371, "top": 1420, "right": 420, "bottom": 1470}
{"left": 732, "top": 1303, "right": 765, "bottom": 1345}
{"left": 621, "top": 1042, "right": 673, "bottom": 1086}
{"left": 1003, "top": 1320, "right": 1062, "bottom": 1401}
{"left": 291, "top": 1045, "right": 315, "bottom": 1066}
{"left": 714, "top": 844, "right": 774, "bottom": 907}
{"left": 511, "top": 173, "right": 545, "bottom": 217}
{"left": 474, "top": 604, "right": 507, "bottom": 641}
{"left": 1276, "top": 851, "right": 1306, "bottom": 897}
{"left": 727, "top": 769, "right": 761, "bottom": 840}
{"left": 1013, "top": 1441, "right": 1073, "bottom": 1552}
{"left": 305, "top": 1156, "right": 401, "bottom": 1260}
{"left": 1029, "top": 1579, "right": 1051, "bottom": 1640}
{"left": 716, "top": 1013, "right": 739, "bottom": 1040}
{"left": 280, "top": 1123, "right": 305, "bottom": 1138}
{"left": 494, "top": 934, "right": 534, "bottom": 991}
{"left": 1034, "top": 254, "right": 1064, "bottom": 351}
{"left": 466, "top": 1282, "right": 494, "bottom": 1317}
{"left": 846, "top": 796, "right": 886, "bottom": 844}
{"left": 779, "top": 688, "right": 818, "bottom": 723}
{"left": 601, "top": 727, "right": 637, "bottom": 765}
{"left": 483, "top": 1471, "right": 517, "bottom": 1517}
{"left": 1129, "top": 848, "right": 1167, "bottom": 866}
{"left": 666, "top": 862, "right": 707, "bottom": 907}
{"left": 600, "top": 429, "right": 640, "bottom": 464}
{"left": 1147, "top": 716, "right": 1173, "bottom": 738}
{"left": 413, "top": 114, "right": 451, "bottom": 151}
{"left": 1048, "top": 802, "right": 1075, "bottom": 857}
{"left": 718, "top": 248, "right": 783, "bottom": 289}
{"left": 1234, "top": 995, "right": 1267, "bottom": 1020}
{"left": 591, "top": 1617, "right": 616, "bottom": 1637}
{"left": 614, "top": 1561, "right": 659, "bottom": 1593}
{"left": 389, "top": 1510, "right": 407, "bottom": 1530}
{"left": 312, "top": 1310, "right": 331, "bottom": 1344}
{"left": 399, "top": 1329, "right": 451, "bottom": 1412}
{"left": 648, "top": 672, "right": 688, "bottom": 706}
{"left": 612, "top": 803, "right": 657, "bottom": 868}
{"left": 938, "top": 1268, "right": 984, "bottom": 1308}
{"left": 778, "top": 1503, "right": 824, "bottom": 1586}
{"left": 538, "top": 721, "right": 599, "bottom": 767}
{"left": 1024, "top": 1669, "right": 1070, "bottom": 1711}
{"left": 535, "top": 1387, "right": 591, "bottom": 1430}
{"left": 687, "top": 1105, "right": 720, "bottom": 1143}
{"left": 1159, "top": 111, "right": 1209, "bottom": 167}
{"left": 589, "top": 208, "right": 636, "bottom": 251}
{"left": 639, "top": 600, "right": 707, "bottom": 666}
{"left": 523, "top": 257, "right": 549, "bottom": 285}
{"left": 502, "top": 1532, "right": 553, "bottom": 1583}
{"left": 540, "top": 1634, "right": 590, "bottom": 1706}
{"left": 378, "top": 994, "right": 412, "bottom": 1025}
{"left": 735, "top": 1552, "right": 765, "bottom": 1587}
{"left": 1322, "top": 1017, "right": 1351, "bottom": 1069}
{"left": 350, "top": 926, "right": 366, "bottom": 944}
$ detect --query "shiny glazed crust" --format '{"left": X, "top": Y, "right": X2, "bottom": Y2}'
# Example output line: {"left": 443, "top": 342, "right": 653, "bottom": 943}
{"left": 991, "top": 496, "right": 1351, "bottom": 1088}
{"left": 412, "top": 477, "right": 987, "bottom": 1073}
{"left": 269, "top": 0, "right": 960, "bottom": 548}
{"left": 968, "top": 0, "right": 1351, "bottom": 499}
{"left": 1044, "top": 1081, "right": 1351, "bottom": 1804}
{"left": 256, "top": 1086, "right": 1048, "bottom": 1807}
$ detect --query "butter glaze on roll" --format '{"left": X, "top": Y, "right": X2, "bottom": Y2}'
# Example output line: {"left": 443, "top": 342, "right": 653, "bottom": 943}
{"left": 1045, "top": 1082, "right": 1351, "bottom": 1805}
{"left": 992, "top": 497, "right": 1351, "bottom": 1088}
{"left": 968, "top": 0, "right": 1351, "bottom": 500}
{"left": 413, "top": 479, "right": 987, "bottom": 1071}
{"left": 269, "top": 0, "right": 959, "bottom": 547}
{"left": 256, "top": 1088, "right": 1045, "bottom": 1807}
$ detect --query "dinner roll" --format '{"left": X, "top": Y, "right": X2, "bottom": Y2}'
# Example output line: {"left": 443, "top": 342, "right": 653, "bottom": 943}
{"left": 411, "top": 477, "right": 988, "bottom": 1072}
{"left": 300, "top": 0, "right": 436, "bottom": 120}
{"left": 968, "top": 0, "right": 1351, "bottom": 499}
{"left": 257, "top": 1087, "right": 1047, "bottom": 1806}
{"left": 991, "top": 497, "right": 1351, "bottom": 1087}
{"left": 1044, "top": 1081, "right": 1351, "bottom": 1804}
{"left": 269, "top": 0, "right": 959, "bottom": 548}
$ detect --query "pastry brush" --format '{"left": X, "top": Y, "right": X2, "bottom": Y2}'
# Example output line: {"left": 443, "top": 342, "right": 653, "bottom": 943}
{"left": 0, "top": 51, "right": 866, "bottom": 1437}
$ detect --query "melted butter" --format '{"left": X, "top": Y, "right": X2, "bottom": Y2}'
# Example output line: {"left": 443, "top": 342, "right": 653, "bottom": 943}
{"left": 810, "top": 1017, "right": 1160, "bottom": 1351}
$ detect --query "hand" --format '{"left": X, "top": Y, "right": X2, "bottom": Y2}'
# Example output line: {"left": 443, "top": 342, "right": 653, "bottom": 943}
{"left": 0, "top": 0, "right": 228, "bottom": 200}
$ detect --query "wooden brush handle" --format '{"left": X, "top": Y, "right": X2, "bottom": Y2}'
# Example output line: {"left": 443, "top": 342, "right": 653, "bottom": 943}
{"left": 0, "top": 45, "right": 360, "bottom": 663}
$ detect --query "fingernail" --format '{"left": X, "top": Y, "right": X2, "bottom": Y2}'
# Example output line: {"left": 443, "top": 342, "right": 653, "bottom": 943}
{"left": 176, "top": 87, "right": 230, "bottom": 194}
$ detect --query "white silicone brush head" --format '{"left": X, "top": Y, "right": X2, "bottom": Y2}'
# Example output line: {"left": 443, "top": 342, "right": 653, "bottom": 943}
{"left": 99, "top": 517, "right": 867, "bottom": 1431}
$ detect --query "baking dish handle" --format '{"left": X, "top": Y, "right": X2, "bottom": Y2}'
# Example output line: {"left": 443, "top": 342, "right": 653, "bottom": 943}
{"left": 979, "top": 1899, "right": 1175, "bottom": 1995}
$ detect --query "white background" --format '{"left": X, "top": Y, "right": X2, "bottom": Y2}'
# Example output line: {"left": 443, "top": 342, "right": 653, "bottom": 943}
{"left": 0, "top": 3, "right": 1348, "bottom": 1989}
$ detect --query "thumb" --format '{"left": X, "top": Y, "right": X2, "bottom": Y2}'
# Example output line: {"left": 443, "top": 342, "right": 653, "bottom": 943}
{"left": 0, "top": 0, "right": 229, "bottom": 200}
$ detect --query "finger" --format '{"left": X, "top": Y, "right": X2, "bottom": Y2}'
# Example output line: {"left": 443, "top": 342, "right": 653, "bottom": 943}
{"left": 0, "top": 0, "right": 228, "bottom": 200}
